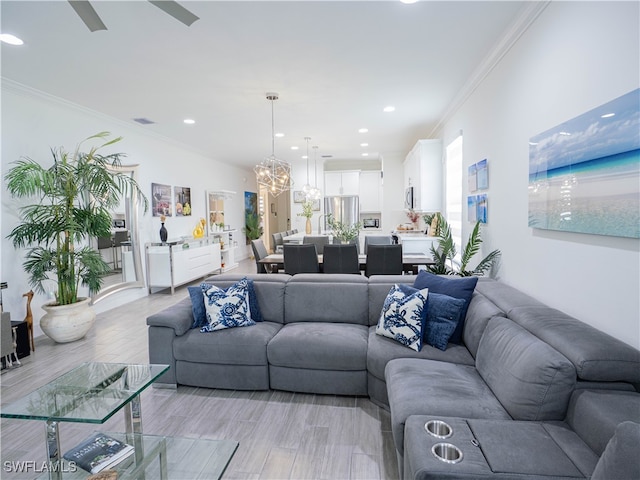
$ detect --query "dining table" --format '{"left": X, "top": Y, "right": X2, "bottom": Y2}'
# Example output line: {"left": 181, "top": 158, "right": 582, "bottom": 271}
{"left": 258, "top": 252, "right": 435, "bottom": 272}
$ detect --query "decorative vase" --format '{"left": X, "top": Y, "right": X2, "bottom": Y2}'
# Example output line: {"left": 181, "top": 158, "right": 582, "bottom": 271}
{"left": 305, "top": 218, "right": 312, "bottom": 234}
{"left": 40, "top": 297, "right": 96, "bottom": 343}
{"left": 159, "top": 223, "right": 168, "bottom": 242}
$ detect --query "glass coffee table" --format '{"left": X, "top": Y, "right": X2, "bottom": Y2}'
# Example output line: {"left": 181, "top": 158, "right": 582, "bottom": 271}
{"left": 1, "top": 362, "right": 239, "bottom": 479}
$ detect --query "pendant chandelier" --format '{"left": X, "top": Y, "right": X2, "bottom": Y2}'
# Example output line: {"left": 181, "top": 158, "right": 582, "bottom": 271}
{"left": 254, "top": 93, "right": 293, "bottom": 197}
{"left": 307, "top": 145, "right": 322, "bottom": 200}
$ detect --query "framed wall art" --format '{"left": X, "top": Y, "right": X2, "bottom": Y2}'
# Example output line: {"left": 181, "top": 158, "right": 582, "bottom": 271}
{"left": 293, "top": 191, "right": 305, "bottom": 203}
{"left": 174, "top": 186, "right": 192, "bottom": 216}
{"left": 151, "top": 183, "right": 172, "bottom": 217}
{"left": 528, "top": 88, "right": 639, "bottom": 238}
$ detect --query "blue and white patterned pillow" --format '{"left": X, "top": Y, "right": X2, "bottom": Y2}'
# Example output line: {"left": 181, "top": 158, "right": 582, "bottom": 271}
{"left": 376, "top": 284, "right": 429, "bottom": 351}
{"left": 200, "top": 278, "right": 256, "bottom": 332}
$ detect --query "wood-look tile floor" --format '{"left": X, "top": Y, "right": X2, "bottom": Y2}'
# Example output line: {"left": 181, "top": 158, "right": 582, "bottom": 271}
{"left": 0, "top": 259, "right": 399, "bottom": 480}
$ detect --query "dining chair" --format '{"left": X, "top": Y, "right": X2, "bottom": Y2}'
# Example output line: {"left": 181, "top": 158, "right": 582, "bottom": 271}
{"left": 251, "top": 239, "right": 273, "bottom": 274}
{"left": 364, "top": 235, "right": 392, "bottom": 254}
{"left": 283, "top": 244, "right": 319, "bottom": 275}
{"left": 365, "top": 244, "right": 403, "bottom": 277}
{"left": 97, "top": 236, "right": 116, "bottom": 270}
{"left": 322, "top": 244, "right": 360, "bottom": 274}
{"left": 303, "top": 235, "right": 330, "bottom": 254}
{"left": 272, "top": 232, "right": 284, "bottom": 253}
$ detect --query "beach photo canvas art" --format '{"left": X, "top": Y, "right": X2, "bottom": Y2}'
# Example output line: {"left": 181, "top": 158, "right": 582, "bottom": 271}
{"left": 528, "top": 89, "right": 639, "bottom": 238}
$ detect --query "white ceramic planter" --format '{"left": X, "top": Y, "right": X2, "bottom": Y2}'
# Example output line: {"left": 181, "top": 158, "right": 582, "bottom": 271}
{"left": 40, "top": 297, "right": 96, "bottom": 343}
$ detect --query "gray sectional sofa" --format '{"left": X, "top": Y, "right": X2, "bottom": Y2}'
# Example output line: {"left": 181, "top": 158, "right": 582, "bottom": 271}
{"left": 147, "top": 273, "right": 640, "bottom": 479}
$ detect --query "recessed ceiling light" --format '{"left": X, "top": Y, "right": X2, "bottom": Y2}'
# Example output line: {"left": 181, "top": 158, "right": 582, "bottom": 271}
{"left": 183, "top": 118, "right": 195, "bottom": 124}
{"left": 362, "top": 153, "right": 369, "bottom": 157}
{"left": 360, "top": 143, "right": 369, "bottom": 147}
{"left": 275, "top": 133, "right": 285, "bottom": 138}
{"left": 302, "top": 155, "right": 309, "bottom": 159}
{"left": 358, "top": 128, "right": 368, "bottom": 133}
{"left": 291, "top": 146, "right": 299, "bottom": 150}
{"left": 383, "top": 106, "right": 396, "bottom": 113}
{"left": 0, "top": 33, "right": 24, "bottom": 45}
{"left": 400, "top": 0, "right": 418, "bottom": 4}
{"left": 601, "top": 113, "right": 615, "bottom": 118}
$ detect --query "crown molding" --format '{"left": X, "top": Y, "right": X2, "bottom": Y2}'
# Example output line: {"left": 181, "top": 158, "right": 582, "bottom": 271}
{"left": 1, "top": 77, "right": 252, "bottom": 171}
{"left": 429, "top": 1, "right": 551, "bottom": 138}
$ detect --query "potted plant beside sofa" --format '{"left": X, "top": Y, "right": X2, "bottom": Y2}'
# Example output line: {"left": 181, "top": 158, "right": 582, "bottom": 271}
{"left": 5, "top": 132, "right": 148, "bottom": 343}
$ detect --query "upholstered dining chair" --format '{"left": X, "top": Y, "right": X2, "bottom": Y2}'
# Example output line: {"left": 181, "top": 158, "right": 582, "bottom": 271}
{"left": 303, "top": 235, "right": 330, "bottom": 254}
{"left": 365, "top": 244, "right": 403, "bottom": 277}
{"left": 364, "top": 235, "right": 393, "bottom": 254}
{"left": 322, "top": 244, "right": 360, "bottom": 274}
{"left": 283, "top": 244, "right": 319, "bottom": 275}
{"left": 272, "top": 232, "right": 284, "bottom": 253}
{"left": 251, "top": 239, "right": 273, "bottom": 273}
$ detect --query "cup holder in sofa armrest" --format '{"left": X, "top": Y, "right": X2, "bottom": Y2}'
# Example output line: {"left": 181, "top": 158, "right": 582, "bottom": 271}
{"left": 432, "top": 442, "right": 463, "bottom": 464}
{"left": 425, "top": 420, "right": 453, "bottom": 439}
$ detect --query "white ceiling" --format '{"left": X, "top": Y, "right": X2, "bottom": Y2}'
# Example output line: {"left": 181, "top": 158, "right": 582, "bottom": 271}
{"left": 1, "top": 1, "right": 527, "bottom": 169}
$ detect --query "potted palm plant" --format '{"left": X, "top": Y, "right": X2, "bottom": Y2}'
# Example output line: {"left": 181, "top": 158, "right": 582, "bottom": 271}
{"left": 426, "top": 213, "right": 501, "bottom": 276}
{"left": 5, "top": 132, "right": 148, "bottom": 343}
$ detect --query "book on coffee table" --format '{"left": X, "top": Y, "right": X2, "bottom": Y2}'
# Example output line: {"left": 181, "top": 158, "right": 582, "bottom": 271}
{"left": 63, "top": 432, "right": 133, "bottom": 474}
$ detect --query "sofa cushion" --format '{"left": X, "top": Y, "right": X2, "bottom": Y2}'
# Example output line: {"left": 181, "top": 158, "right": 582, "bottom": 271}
{"left": 368, "top": 275, "right": 413, "bottom": 326}
{"left": 474, "top": 278, "right": 546, "bottom": 312}
{"left": 267, "top": 322, "right": 368, "bottom": 371}
{"left": 508, "top": 305, "right": 640, "bottom": 384}
{"left": 424, "top": 292, "right": 466, "bottom": 351}
{"left": 173, "top": 321, "right": 282, "bottom": 365}
{"left": 385, "top": 358, "right": 511, "bottom": 455}
{"left": 367, "top": 327, "right": 475, "bottom": 383}
{"left": 463, "top": 291, "right": 506, "bottom": 358}
{"left": 591, "top": 421, "right": 640, "bottom": 480}
{"left": 375, "top": 285, "right": 428, "bottom": 352}
{"left": 202, "top": 273, "right": 289, "bottom": 324}
{"left": 476, "top": 317, "right": 576, "bottom": 420}
{"left": 412, "top": 271, "right": 478, "bottom": 344}
{"left": 565, "top": 389, "right": 640, "bottom": 455}
{"left": 284, "top": 274, "right": 369, "bottom": 325}
{"left": 201, "top": 280, "right": 256, "bottom": 332}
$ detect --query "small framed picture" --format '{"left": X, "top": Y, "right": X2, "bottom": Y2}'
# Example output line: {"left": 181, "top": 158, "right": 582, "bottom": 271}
{"left": 293, "top": 191, "right": 305, "bottom": 203}
{"left": 312, "top": 199, "right": 321, "bottom": 211}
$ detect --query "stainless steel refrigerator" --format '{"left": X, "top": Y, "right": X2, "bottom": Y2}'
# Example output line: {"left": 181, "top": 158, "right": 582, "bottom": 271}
{"left": 324, "top": 195, "right": 359, "bottom": 230}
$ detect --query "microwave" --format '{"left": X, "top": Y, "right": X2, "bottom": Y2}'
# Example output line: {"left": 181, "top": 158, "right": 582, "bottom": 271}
{"left": 363, "top": 218, "right": 379, "bottom": 228}
{"left": 405, "top": 186, "right": 414, "bottom": 209}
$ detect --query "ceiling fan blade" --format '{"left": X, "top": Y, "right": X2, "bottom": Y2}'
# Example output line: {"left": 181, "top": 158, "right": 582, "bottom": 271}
{"left": 147, "top": 1, "right": 199, "bottom": 27}
{"left": 68, "top": 0, "right": 107, "bottom": 32}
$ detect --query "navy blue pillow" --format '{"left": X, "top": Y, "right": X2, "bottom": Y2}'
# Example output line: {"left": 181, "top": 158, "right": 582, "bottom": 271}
{"left": 413, "top": 271, "right": 478, "bottom": 344}
{"left": 188, "top": 277, "right": 263, "bottom": 329}
{"left": 423, "top": 293, "right": 466, "bottom": 350}
{"left": 188, "top": 286, "right": 208, "bottom": 329}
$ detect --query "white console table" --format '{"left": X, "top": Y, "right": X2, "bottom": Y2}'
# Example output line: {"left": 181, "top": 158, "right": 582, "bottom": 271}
{"left": 146, "top": 238, "right": 222, "bottom": 294}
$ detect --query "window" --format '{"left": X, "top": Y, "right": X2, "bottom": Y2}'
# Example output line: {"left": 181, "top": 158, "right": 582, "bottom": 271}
{"left": 445, "top": 135, "right": 463, "bottom": 265}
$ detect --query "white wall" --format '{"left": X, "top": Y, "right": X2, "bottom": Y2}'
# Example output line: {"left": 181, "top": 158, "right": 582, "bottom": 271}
{"left": 1, "top": 81, "right": 255, "bottom": 338}
{"left": 441, "top": 2, "right": 640, "bottom": 347}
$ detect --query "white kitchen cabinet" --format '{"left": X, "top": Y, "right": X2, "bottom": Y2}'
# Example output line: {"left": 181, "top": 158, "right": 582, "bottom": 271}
{"left": 324, "top": 171, "right": 360, "bottom": 196}
{"left": 404, "top": 139, "right": 442, "bottom": 212}
{"left": 146, "top": 238, "right": 222, "bottom": 294}
{"left": 397, "top": 234, "right": 439, "bottom": 255}
{"left": 359, "top": 171, "right": 382, "bottom": 212}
